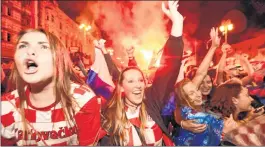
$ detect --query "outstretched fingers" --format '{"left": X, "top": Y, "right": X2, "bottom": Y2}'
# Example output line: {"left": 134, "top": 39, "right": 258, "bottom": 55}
{"left": 162, "top": 2, "right": 170, "bottom": 17}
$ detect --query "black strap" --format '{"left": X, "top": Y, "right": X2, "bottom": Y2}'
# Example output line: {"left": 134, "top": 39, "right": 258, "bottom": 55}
{"left": 132, "top": 124, "right": 147, "bottom": 146}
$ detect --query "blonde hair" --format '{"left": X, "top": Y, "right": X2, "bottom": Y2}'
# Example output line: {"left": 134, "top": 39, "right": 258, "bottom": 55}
{"left": 9, "top": 28, "right": 84, "bottom": 144}
{"left": 174, "top": 78, "right": 201, "bottom": 110}
{"left": 102, "top": 66, "right": 147, "bottom": 145}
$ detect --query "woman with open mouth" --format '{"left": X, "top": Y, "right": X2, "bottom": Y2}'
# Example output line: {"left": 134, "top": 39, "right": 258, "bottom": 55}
{"left": 1, "top": 29, "right": 102, "bottom": 146}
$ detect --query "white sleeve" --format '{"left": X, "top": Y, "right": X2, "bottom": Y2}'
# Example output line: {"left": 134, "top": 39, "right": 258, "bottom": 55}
{"left": 90, "top": 48, "right": 115, "bottom": 88}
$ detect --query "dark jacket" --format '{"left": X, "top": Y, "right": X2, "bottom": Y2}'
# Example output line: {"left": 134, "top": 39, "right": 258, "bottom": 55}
{"left": 144, "top": 35, "right": 183, "bottom": 138}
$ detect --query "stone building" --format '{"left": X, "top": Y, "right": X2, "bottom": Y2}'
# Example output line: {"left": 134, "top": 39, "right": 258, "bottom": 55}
{"left": 1, "top": 0, "right": 90, "bottom": 61}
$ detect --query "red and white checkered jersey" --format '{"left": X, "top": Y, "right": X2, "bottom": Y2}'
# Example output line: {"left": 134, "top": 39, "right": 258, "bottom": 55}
{"left": 1, "top": 83, "right": 102, "bottom": 146}
{"left": 124, "top": 107, "right": 163, "bottom": 146}
{"left": 225, "top": 115, "right": 265, "bottom": 146}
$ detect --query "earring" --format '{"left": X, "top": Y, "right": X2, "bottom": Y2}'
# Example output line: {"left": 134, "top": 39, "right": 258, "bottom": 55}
{"left": 121, "top": 92, "right": 125, "bottom": 98}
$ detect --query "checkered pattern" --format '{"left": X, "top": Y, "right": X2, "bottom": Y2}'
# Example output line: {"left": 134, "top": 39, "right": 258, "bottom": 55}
{"left": 1, "top": 83, "right": 102, "bottom": 146}
{"left": 125, "top": 107, "right": 163, "bottom": 146}
{"left": 225, "top": 115, "right": 265, "bottom": 146}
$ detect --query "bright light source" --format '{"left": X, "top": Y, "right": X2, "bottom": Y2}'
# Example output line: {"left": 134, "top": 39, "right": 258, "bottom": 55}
{"left": 79, "top": 24, "right": 85, "bottom": 29}
{"left": 227, "top": 24, "right": 233, "bottom": 31}
{"left": 85, "top": 26, "right": 91, "bottom": 31}
{"left": 155, "top": 58, "right": 161, "bottom": 67}
{"left": 116, "top": 57, "right": 121, "bottom": 60}
{"left": 219, "top": 26, "right": 225, "bottom": 32}
{"left": 141, "top": 50, "right": 153, "bottom": 61}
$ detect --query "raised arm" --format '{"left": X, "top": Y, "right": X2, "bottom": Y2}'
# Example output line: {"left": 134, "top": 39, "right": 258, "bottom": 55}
{"left": 86, "top": 47, "right": 115, "bottom": 100}
{"left": 77, "top": 59, "right": 88, "bottom": 77}
{"left": 215, "top": 43, "right": 230, "bottom": 85}
{"left": 94, "top": 39, "right": 121, "bottom": 83}
{"left": 192, "top": 28, "right": 220, "bottom": 88}
{"left": 126, "top": 47, "right": 138, "bottom": 67}
{"left": 240, "top": 55, "right": 254, "bottom": 86}
{"left": 176, "top": 58, "right": 189, "bottom": 83}
{"left": 145, "top": 1, "right": 184, "bottom": 111}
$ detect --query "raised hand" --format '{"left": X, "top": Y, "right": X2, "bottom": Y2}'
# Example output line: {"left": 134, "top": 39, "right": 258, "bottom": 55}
{"left": 93, "top": 39, "right": 106, "bottom": 49}
{"left": 210, "top": 27, "right": 221, "bottom": 48}
{"left": 162, "top": 0, "right": 184, "bottom": 23}
{"left": 221, "top": 43, "right": 231, "bottom": 54}
{"left": 94, "top": 39, "right": 107, "bottom": 54}
{"left": 126, "top": 47, "right": 135, "bottom": 58}
{"left": 162, "top": 0, "right": 184, "bottom": 37}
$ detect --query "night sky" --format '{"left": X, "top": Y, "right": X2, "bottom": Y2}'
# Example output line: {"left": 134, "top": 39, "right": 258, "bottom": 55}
{"left": 58, "top": 0, "right": 264, "bottom": 42}
{"left": 58, "top": 0, "right": 265, "bottom": 57}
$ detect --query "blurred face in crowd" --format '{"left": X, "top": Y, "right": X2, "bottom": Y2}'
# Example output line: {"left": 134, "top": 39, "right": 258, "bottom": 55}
{"left": 199, "top": 75, "right": 213, "bottom": 96}
{"left": 227, "top": 65, "right": 247, "bottom": 79}
{"left": 183, "top": 82, "right": 203, "bottom": 106}
{"left": 232, "top": 87, "right": 253, "bottom": 112}
{"left": 228, "top": 68, "right": 240, "bottom": 78}
{"left": 14, "top": 31, "right": 54, "bottom": 85}
{"left": 121, "top": 69, "right": 146, "bottom": 106}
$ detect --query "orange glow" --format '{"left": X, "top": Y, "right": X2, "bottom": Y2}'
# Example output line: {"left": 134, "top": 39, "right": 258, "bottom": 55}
{"left": 154, "top": 51, "right": 162, "bottom": 67}
{"left": 141, "top": 50, "right": 153, "bottom": 62}
{"left": 155, "top": 58, "right": 161, "bottom": 67}
{"left": 79, "top": 23, "right": 85, "bottom": 29}
{"left": 219, "top": 26, "right": 225, "bottom": 32}
{"left": 85, "top": 26, "right": 91, "bottom": 31}
{"left": 227, "top": 24, "right": 233, "bottom": 31}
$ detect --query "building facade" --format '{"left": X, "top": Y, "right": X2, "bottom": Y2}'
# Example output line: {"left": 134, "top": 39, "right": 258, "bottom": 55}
{"left": 37, "top": 1, "right": 86, "bottom": 52}
{"left": 1, "top": 0, "right": 91, "bottom": 62}
{"left": 1, "top": 0, "right": 35, "bottom": 59}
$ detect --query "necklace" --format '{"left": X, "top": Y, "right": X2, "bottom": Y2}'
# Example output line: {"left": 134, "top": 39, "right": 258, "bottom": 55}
{"left": 124, "top": 101, "right": 140, "bottom": 113}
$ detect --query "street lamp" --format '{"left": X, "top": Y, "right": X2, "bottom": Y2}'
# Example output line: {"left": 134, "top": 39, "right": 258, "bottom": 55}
{"left": 219, "top": 19, "right": 233, "bottom": 43}
{"left": 79, "top": 23, "right": 92, "bottom": 53}
{"left": 79, "top": 23, "right": 91, "bottom": 31}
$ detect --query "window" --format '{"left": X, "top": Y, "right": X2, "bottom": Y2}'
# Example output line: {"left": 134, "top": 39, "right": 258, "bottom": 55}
{"left": 60, "top": 23, "right": 62, "bottom": 29}
{"left": 27, "top": 19, "right": 31, "bottom": 26}
{"left": 51, "top": 15, "right": 54, "bottom": 22}
{"left": 7, "top": 7, "right": 11, "bottom": 16}
{"left": 22, "top": 18, "right": 31, "bottom": 26}
{"left": 46, "top": 15, "right": 49, "bottom": 20}
{"left": 7, "top": 33, "right": 11, "bottom": 42}
{"left": 22, "top": 1, "right": 31, "bottom": 7}
{"left": 1, "top": 32, "right": 4, "bottom": 41}
{"left": 22, "top": 13, "right": 31, "bottom": 26}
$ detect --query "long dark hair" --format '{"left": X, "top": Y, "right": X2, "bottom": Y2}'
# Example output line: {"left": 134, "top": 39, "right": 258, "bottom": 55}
{"left": 9, "top": 28, "right": 85, "bottom": 144}
{"left": 208, "top": 79, "right": 242, "bottom": 117}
